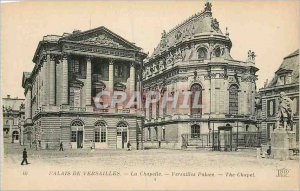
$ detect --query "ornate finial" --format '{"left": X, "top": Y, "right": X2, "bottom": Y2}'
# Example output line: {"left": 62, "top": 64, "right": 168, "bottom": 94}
{"left": 204, "top": 2, "right": 212, "bottom": 12}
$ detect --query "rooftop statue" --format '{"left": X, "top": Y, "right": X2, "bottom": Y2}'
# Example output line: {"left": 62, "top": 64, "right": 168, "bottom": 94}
{"left": 204, "top": 2, "right": 212, "bottom": 12}
{"left": 277, "top": 92, "right": 294, "bottom": 130}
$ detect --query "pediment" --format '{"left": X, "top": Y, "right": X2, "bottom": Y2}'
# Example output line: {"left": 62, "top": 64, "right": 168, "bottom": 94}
{"left": 61, "top": 26, "right": 139, "bottom": 50}
{"left": 275, "top": 68, "right": 292, "bottom": 74}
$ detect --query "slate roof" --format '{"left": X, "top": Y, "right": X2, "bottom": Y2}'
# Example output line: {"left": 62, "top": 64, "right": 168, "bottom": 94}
{"left": 267, "top": 49, "right": 299, "bottom": 87}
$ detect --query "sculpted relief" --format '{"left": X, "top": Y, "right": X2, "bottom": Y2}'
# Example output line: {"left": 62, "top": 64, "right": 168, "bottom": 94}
{"left": 80, "top": 34, "right": 125, "bottom": 48}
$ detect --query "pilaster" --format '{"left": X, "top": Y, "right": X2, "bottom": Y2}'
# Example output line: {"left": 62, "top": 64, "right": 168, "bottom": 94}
{"left": 62, "top": 54, "right": 69, "bottom": 105}
{"left": 49, "top": 55, "right": 56, "bottom": 105}
{"left": 86, "top": 56, "right": 92, "bottom": 106}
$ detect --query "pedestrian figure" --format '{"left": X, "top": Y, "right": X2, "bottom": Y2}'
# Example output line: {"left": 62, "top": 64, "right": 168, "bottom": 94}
{"left": 267, "top": 146, "right": 271, "bottom": 156}
{"left": 21, "top": 148, "right": 29, "bottom": 165}
{"left": 90, "top": 140, "right": 93, "bottom": 150}
{"left": 127, "top": 141, "right": 131, "bottom": 151}
{"left": 59, "top": 142, "right": 64, "bottom": 151}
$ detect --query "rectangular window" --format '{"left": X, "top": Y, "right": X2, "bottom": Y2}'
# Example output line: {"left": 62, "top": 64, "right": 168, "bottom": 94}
{"left": 101, "top": 131, "right": 106, "bottom": 142}
{"left": 191, "top": 125, "right": 200, "bottom": 138}
{"left": 267, "top": 99, "right": 276, "bottom": 117}
{"left": 71, "top": 131, "right": 77, "bottom": 142}
{"left": 95, "top": 130, "right": 100, "bottom": 142}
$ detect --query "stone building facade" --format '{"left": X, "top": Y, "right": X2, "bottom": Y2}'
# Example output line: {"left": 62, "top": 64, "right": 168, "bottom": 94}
{"left": 142, "top": 3, "right": 260, "bottom": 150}
{"left": 22, "top": 27, "right": 147, "bottom": 150}
{"left": 259, "top": 50, "right": 299, "bottom": 143}
{"left": 2, "top": 95, "right": 25, "bottom": 144}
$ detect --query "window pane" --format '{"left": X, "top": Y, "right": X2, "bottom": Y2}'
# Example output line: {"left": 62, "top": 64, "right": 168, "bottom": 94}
{"left": 71, "top": 131, "right": 77, "bottom": 142}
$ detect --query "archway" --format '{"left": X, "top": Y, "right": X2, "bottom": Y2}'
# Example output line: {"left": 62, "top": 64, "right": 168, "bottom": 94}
{"left": 71, "top": 120, "right": 84, "bottom": 149}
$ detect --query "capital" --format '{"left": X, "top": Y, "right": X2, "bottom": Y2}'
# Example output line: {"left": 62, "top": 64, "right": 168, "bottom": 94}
{"left": 130, "top": 62, "right": 136, "bottom": 68}
{"left": 109, "top": 58, "right": 115, "bottom": 65}
{"left": 62, "top": 53, "right": 68, "bottom": 60}
{"left": 86, "top": 56, "right": 93, "bottom": 62}
{"left": 50, "top": 55, "right": 56, "bottom": 61}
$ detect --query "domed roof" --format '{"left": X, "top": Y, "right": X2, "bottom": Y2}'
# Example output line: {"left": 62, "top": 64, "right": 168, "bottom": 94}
{"left": 150, "top": 2, "right": 228, "bottom": 59}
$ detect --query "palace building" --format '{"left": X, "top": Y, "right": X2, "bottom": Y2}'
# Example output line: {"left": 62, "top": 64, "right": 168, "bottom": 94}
{"left": 142, "top": 3, "right": 260, "bottom": 150}
{"left": 259, "top": 50, "right": 299, "bottom": 143}
{"left": 22, "top": 27, "right": 147, "bottom": 149}
{"left": 2, "top": 95, "right": 25, "bottom": 144}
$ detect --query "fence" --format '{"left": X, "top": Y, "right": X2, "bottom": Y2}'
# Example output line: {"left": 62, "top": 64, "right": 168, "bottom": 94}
{"left": 182, "top": 131, "right": 263, "bottom": 150}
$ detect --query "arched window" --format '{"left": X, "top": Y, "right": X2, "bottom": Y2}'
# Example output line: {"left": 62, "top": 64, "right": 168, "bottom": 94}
{"left": 191, "top": 124, "right": 200, "bottom": 138}
{"left": 71, "top": 120, "right": 84, "bottom": 126}
{"left": 229, "top": 85, "right": 239, "bottom": 115}
{"left": 71, "top": 120, "right": 84, "bottom": 143}
{"left": 95, "top": 121, "right": 107, "bottom": 143}
{"left": 117, "top": 122, "right": 128, "bottom": 128}
{"left": 214, "top": 47, "right": 221, "bottom": 57}
{"left": 198, "top": 48, "right": 208, "bottom": 59}
{"left": 190, "top": 84, "right": 202, "bottom": 115}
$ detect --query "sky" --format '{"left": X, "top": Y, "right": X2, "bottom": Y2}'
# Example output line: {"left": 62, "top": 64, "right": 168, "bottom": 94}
{"left": 1, "top": 0, "right": 299, "bottom": 99}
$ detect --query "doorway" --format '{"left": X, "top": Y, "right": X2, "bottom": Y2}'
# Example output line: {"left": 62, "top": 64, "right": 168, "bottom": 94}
{"left": 117, "top": 122, "right": 128, "bottom": 149}
{"left": 217, "top": 126, "right": 233, "bottom": 151}
{"left": 77, "top": 131, "right": 83, "bottom": 148}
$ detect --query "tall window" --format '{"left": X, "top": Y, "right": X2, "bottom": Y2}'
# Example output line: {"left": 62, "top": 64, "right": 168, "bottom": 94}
{"left": 190, "top": 84, "right": 202, "bottom": 115}
{"left": 191, "top": 124, "right": 200, "bottom": 138}
{"left": 229, "top": 85, "right": 238, "bottom": 115}
{"left": 71, "top": 120, "right": 84, "bottom": 142}
{"left": 95, "top": 121, "right": 107, "bottom": 143}
{"left": 198, "top": 48, "right": 207, "bottom": 59}
{"left": 70, "top": 58, "right": 86, "bottom": 78}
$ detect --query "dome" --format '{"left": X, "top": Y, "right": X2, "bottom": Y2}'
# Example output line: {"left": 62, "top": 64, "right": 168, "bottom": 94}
{"left": 150, "top": 2, "right": 231, "bottom": 60}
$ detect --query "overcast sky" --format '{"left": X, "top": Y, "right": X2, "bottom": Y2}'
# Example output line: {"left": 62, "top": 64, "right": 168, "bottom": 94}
{"left": 1, "top": 0, "right": 299, "bottom": 99}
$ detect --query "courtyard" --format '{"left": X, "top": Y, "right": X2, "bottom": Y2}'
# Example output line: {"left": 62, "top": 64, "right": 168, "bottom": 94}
{"left": 2, "top": 143, "right": 299, "bottom": 190}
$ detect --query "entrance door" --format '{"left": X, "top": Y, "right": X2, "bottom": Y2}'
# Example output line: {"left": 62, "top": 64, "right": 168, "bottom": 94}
{"left": 217, "top": 126, "right": 233, "bottom": 151}
{"left": 77, "top": 131, "right": 83, "bottom": 148}
{"left": 117, "top": 131, "right": 127, "bottom": 149}
{"left": 122, "top": 131, "right": 127, "bottom": 149}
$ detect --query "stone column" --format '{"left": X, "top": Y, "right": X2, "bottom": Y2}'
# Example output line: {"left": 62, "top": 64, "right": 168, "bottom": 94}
{"left": 108, "top": 59, "right": 114, "bottom": 112}
{"left": 108, "top": 59, "right": 114, "bottom": 92}
{"left": 86, "top": 56, "right": 92, "bottom": 106}
{"left": 49, "top": 55, "right": 56, "bottom": 105}
{"left": 42, "top": 56, "right": 48, "bottom": 106}
{"left": 129, "top": 63, "right": 135, "bottom": 93}
{"left": 62, "top": 54, "right": 69, "bottom": 105}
